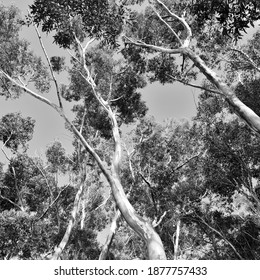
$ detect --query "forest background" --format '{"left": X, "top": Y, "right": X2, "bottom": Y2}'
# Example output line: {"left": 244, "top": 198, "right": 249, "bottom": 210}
{"left": 1, "top": 0, "right": 260, "bottom": 260}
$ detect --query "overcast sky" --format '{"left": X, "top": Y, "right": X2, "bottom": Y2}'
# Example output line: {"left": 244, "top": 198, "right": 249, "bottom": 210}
{"left": 1, "top": 0, "right": 257, "bottom": 165}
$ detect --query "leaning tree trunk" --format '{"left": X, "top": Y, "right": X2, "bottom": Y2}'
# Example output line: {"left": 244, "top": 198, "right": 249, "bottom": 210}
{"left": 51, "top": 178, "right": 86, "bottom": 260}
{"left": 99, "top": 209, "right": 121, "bottom": 260}
{"left": 0, "top": 35, "right": 167, "bottom": 260}
{"left": 108, "top": 111, "right": 166, "bottom": 259}
{"left": 184, "top": 48, "right": 260, "bottom": 134}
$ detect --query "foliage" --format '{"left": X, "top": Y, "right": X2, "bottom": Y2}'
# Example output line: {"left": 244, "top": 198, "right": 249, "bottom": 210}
{"left": 30, "top": 0, "right": 125, "bottom": 48}
{"left": 191, "top": 0, "right": 260, "bottom": 40}
{"left": 0, "top": 210, "right": 54, "bottom": 259}
{"left": 1, "top": 0, "right": 260, "bottom": 260}
{"left": 50, "top": 56, "right": 66, "bottom": 73}
{"left": 0, "top": 5, "right": 50, "bottom": 98}
{"left": 45, "top": 141, "right": 68, "bottom": 174}
{"left": 1, "top": 154, "right": 49, "bottom": 212}
{"left": 63, "top": 45, "right": 148, "bottom": 138}
{"left": 0, "top": 113, "right": 35, "bottom": 151}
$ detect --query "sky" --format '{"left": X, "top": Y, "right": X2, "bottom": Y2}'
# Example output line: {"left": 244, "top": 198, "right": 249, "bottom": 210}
{"left": 0, "top": 0, "right": 258, "bottom": 166}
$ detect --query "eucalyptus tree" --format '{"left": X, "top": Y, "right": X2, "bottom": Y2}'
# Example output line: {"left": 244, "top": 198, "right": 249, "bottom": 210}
{"left": 0, "top": 1, "right": 168, "bottom": 259}
{"left": 121, "top": 0, "right": 260, "bottom": 259}
{"left": 124, "top": 0, "right": 260, "bottom": 134}
{"left": 1, "top": 0, "right": 260, "bottom": 260}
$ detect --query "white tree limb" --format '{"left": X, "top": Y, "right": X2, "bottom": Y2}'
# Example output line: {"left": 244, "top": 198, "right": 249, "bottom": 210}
{"left": 150, "top": 4, "right": 182, "bottom": 46}
{"left": 151, "top": 0, "right": 192, "bottom": 47}
{"left": 34, "top": 25, "right": 63, "bottom": 108}
{"left": 124, "top": 35, "right": 183, "bottom": 54}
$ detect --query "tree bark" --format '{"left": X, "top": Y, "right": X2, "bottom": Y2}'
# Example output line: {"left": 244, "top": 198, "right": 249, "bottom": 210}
{"left": 99, "top": 209, "right": 121, "bottom": 260}
{"left": 51, "top": 180, "right": 85, "bottom": 260}
{"left": 183, "top": 48, "right": 260, "bottom": 134}
{"left": 108, "top": 110, "right": 166, "bottom": 259}
{"left": 173, "top": 219, "right": 181, "bottom": 260}
{"left": 124, "top": 0, "right": 260, "bottom": 135}
{"left": 0, "top": 35, "right": 167, "bottom": 260}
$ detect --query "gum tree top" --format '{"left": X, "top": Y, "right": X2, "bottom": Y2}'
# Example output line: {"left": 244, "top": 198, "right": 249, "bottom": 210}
{"left": 30, "top": 0, "right": 125, "bottom": 48}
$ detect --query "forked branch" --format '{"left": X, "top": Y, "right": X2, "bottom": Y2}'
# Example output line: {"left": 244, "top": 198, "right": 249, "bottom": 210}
{"left": 150, "top": 0, "right": 192, "bottom": 47}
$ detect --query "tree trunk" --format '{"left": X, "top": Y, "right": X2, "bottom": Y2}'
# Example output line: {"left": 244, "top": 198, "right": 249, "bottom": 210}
{"left": 174, "top": 219, "right": 181, "bottom": 260}
{"left": 108, "top": 111, "right": 166, "bottom": 260}
{"left": 1, "top": 47, "right": 167, "bottom": 260}
{"left": 51, "top": 180, "right": 85, "bottom": 260}
{"left": 99, "top": 209, "right": 121, "bottom": 260}
{"left": 184, "top": 48, "right": 260, "bottom": 134}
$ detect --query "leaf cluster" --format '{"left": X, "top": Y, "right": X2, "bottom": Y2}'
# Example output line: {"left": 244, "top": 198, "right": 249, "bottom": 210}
{"left": 191, "top": 0, "right": 260, "bottom": 41}
{"left": 0, "top": 113, "right": 35, "bottom": 151}
{"left": 30, "top": 0, "right": 125, "bottom": 48}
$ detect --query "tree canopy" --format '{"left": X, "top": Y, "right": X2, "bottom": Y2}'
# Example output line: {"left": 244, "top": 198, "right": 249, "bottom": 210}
{"left": 0, "top": 0, "right": 260, "bottom": 260}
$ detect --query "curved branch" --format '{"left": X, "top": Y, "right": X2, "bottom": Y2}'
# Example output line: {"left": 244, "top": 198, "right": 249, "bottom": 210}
{"left": 1, "top": 38, "right": 167, "bottom": 259}
{"left": 124, "top": 35, "right": 183, "bottom": 54}
{"left": 151, "top": 0, "right": 192, "bottom": 47}
{"left": 0, "top": 70, "right": 113, "bottom": 187}
{"left": 73, "top": 36, "right": 166, "bottom": 259}
{"left": 125, "top": 34, "right": 260, "bottom": 134}
{"left": 166, "top": 74, "right": 223, "bottom": 95}
{"left": 150, "top": 4, "right": 182, "bottom": 46}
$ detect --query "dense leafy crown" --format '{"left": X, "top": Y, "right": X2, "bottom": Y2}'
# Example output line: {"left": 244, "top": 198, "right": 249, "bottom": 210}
{"left": 190, "top": 0, "right": 260, "bottom": 40}
{"left": 0, "top": 113, "right": 35, "bottom": 151}
{"left": 30, "top": 0, "right": 125, "bottom": 48}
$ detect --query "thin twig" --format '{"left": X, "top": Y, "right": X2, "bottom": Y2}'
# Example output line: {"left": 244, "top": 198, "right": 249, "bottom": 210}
{"left": 229, "top": 48, "right": 260, "bottom": 73}
{"left": 110, "top": 95, "right": 124, "bottom": 102}
{"left": 67, "top": 49, "right": 81, "bottom": 64}
{"left": 196, "top": 215, "right": 244, "bottom": 260}
{"left": 94, "top": 191, "right": 111, "bottom": 211}
{"left": 173, "top": 152, "right": 204, "bottom": 172}
{"left": 0, "top": 193, "right": 23, "bottom": 211}
{"left": 37, "top": 184, "right": 70, "bottom": 220}
{"left": 152, "top": 211, "right": 167, "bottom": 227}
{"left": 166, "top": 74, "right": 223, "bottom": 95}
{"left": 138, "top": 171, "right": 152, "bottom": 189}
